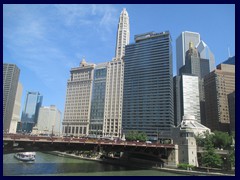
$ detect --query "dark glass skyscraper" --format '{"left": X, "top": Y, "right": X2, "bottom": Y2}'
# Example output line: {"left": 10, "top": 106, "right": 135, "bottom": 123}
{"left": 89, "top": 63, "right": 107, "bottom": 136}
{"left": 122, "top": 31, "right": 174, "bottom": 140}
{"left": 21, "top": 91, "right": 43, "bottom": 132}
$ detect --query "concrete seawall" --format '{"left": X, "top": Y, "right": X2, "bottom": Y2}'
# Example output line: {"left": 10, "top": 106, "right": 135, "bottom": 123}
{"left": 46, "top": 151, "right": 234, "bottom": 176}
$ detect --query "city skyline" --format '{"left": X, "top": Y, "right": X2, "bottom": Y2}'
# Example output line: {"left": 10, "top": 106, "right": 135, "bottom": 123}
{"left": 3, "top": 4, "right": 235, "bottom": 116}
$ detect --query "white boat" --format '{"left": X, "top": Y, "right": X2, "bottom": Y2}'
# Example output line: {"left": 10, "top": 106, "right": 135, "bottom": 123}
{"left": 14, "top": 152, "right": 36, "bottom": 161}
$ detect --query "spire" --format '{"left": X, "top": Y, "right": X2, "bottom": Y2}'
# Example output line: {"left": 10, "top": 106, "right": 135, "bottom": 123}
{"left": 115, "top": 8, "right": 130, "bottom": 60}
{"left": 189, "top": 41, "right": 194, "bottom": 50}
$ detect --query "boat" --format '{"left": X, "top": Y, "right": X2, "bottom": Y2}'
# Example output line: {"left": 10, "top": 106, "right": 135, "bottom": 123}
{"left": 14, "top": 152, "right": 36, "bottom": 161}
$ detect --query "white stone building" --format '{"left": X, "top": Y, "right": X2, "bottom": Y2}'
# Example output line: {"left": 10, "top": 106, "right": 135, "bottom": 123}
{"left": 103, "top": 8, "right": 130, "bottom": 137}
{"left": 37, "top": 105, "right": 61, "bottom": 135}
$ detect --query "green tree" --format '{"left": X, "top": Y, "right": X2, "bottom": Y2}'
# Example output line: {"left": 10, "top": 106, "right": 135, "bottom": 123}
{"left": 211, "top": 131, "right": 232, "bottom": 149}
{"left": 125, "top": 131, "right": 147, "bottom": 142}
{"left": 201, "top": 136, "right": 223, "bottom": 168}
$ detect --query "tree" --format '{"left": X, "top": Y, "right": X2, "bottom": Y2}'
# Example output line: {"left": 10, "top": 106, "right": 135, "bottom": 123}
{"left": 201, "top": 136, "right": 223, "bottom": 168}
{"left": 211, "top": 131, "right": 232, "bottom": 149}
{"left": 125, "top": 131, "right": 147, "bottom": 142}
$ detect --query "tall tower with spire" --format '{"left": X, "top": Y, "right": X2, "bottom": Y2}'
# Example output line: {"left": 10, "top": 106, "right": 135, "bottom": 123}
{"left": 103, "top": 8, "right": 130, "bottom": 137}
{"left": 115, "top": 8, "right": 130, "bottom": 60}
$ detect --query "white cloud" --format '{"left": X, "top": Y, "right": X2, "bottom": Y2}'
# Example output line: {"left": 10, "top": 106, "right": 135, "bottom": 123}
{"left": 54, "top": 4, "right": 118, "bottom": 33}
{"left": 3, "top": 4, "right": 120, "bottom": 88}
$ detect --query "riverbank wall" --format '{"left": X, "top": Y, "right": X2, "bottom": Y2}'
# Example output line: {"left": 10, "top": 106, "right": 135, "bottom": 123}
{"left": 45, "top": 151, "right": 234, "bottom": 176}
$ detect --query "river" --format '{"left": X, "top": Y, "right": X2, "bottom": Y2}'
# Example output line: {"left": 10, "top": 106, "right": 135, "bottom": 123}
{"left": 3, "top": 152, "right": 187, "bottom": 176}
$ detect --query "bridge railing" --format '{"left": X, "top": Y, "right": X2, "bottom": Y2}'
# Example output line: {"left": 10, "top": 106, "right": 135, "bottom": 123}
{"left": 3, "top": 134, "right": 175, "bottom": 148}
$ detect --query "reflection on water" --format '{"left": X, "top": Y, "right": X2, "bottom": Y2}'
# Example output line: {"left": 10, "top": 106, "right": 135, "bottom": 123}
{"left": 3, "top": 152, "right": 184, "bottom": 176}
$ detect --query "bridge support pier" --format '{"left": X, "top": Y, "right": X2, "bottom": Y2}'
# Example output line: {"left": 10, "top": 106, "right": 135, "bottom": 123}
{"left": 166, "top": 144, "right": 178, "bottom": 167}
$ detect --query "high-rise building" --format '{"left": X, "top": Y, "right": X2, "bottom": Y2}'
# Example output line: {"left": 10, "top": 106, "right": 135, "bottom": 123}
{"left": 174, "top": 75, "right": 201, "bottom": 125}
{"left": 21, "top": 91, "right": 43, "bottom": 133}
{"left": 122, "top": 31, "right": 174, "bottom": 139}
{"left": 182, "top": 75, "right": 201, "bottom": 123}
{"left": 180, "top": 42, "right": 210, "bottom": 79}
{"left": 103, "top": 8, "right": 130, "bottom": 137}
{"left": 37, "top": 105, "right": 61, "bottom": 135}
{"left": 176, "top": 31, "right": 200, "bottom": 75}
{"left": 115, "top": 8, "right": 130, "bottom": 59}
{"left": 62, "top": 59, "right": 95, "bottom": 136}
{"left": 9, "top": 82, "right": 23, "bottom": 133}
{"left": 204, "top": 64, "right": 235, "bottom": 132}
{"left": 89, "top": 63, "right": 108, "bottom": 137}
{"left": 222, "top": 56, "right": 235, "bottom": 65}
{"left": 228, "top": 91, "right": 235, "bottom": 133}
{"left": 173, "top": 76, "right": 182, "bottom": 126}
{"left": 3, "top": 63, "right": 20, "bottom": 132}
{"left": 179, "top": 42, "right": 210, "bottom": 125}
{"left": 196, "top": 40, "right": 215, "bottom": 72}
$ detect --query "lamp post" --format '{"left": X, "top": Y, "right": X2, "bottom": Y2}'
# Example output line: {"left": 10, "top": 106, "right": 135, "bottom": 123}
{"left": 66, "top": 123, "right": 69, "bottom": 137}
{"left": 52, "top": 125, "right": 54, "bottom": 137}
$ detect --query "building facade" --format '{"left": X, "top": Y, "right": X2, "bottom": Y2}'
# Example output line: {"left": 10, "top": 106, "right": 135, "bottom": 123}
{"left": 174, "top": 74, "right": 201, "bottom": 125}
{"left": 204, "top": 64, "right": 235, "bottom": 132}
{"left": 123, "top": 31, "right": 174, "bottom": 140}
{"left": 9, "top": 82, "right": 23, "bottom": 133}
{"left": 3, "top": 63, "right": 20, "bottom": 132}
{"left": 62, "top": 59, "right": 95, "bottom": 136}
{"left": 115, "top": 8, "right": 130, "bottom": 59}
{"left": 20, "top": 91, "right": 43, "bottom": 133}
{"left": 176, "top": 31, "right": 200, "bottom": 75}
{"left": 196, "top": 40, "right": 215, "bottom": 72}
{"left": 89, "top": 63, "right": 107, "bottom": 137}
{"left": 181, "top": 75, "right": 201, "bottom": 123}
{"left": 37, "top": 105, "right": 61, "bottom": 135}
{"left": 103, "top": 8, "right": 130, "bottom": 138}
{"left": 179, "top": 42, "right": 210, "bottom": 125}
{"left": 228, "top": 91, "right": 235, "bottom": 133}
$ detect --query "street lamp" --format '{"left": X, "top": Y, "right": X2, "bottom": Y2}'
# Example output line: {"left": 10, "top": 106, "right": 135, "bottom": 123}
{"left": 52, "top": 125, "right": 54, "bottom": 137}
{"left": 66, "top": 123, "right": 69, "bottom": 137}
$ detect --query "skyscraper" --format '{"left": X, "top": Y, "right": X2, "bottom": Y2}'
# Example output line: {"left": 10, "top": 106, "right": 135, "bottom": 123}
{"left": 103, "top": 8, "right": 130, "bottom": 137}
{"left": 181, "top": 74, "right": 201, "bottom": 123}
{"left": 115, "top": 8, "right": 130, "bottom": 59}
{"left": 89, "top": 63, "right": 108, "bottom": 137}
{"left": 228, "top": 91, "right": 235, "bottom": 133}
{"left": 3, "top": 63, "right": 20, "bottom": 132}
{"left": 176, "top": 31, "right": 200, "bottom": 75}
{"left": 21, "top": 91, "right": 43, "bottom": 133}
{"left": 173, "top": 75, "right": 201, "bottom": 125}
{"left": 37, "top": 105, "right": 61, "bottom": 135}
{"left": 196, "top": 40, "right": 215, "bottom": 72}
{"left": 222, "top": 56, "right": 235, "bottom": 65}
{"left": 204, "top": 64, "right": 235, "bottom": 132}
{"left": 9, "top": 82, "right": 23, "bottom": 133}
{"left": 123, "top": 31, "right": 174, "bottom": 140}
{"left": 179, "top": 42, "right": 210, "bottom": 124}
{"left": 62, "top": 59, "right": 95, "bottom": 136}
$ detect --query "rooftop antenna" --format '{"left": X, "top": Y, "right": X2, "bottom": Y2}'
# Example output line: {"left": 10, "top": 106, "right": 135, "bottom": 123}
{"left": 228, "top": 47, "right": 231, "bottom": 58}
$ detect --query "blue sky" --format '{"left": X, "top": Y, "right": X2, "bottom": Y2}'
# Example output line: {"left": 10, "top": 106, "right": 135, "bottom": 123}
{"left": 3, "top": 4, "right": 235, "bottom": 118}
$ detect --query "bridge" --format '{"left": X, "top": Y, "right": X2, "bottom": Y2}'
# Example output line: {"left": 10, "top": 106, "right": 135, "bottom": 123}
{"left": 3, "top": 134, "right": 178, "bottom": 166}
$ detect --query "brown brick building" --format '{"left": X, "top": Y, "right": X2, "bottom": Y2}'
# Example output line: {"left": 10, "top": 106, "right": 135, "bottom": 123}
{"left": 204, "top": 64, "right": 235, "bottom": 132}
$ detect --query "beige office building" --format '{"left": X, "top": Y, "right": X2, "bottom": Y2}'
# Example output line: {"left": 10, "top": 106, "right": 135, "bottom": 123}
{"left": 204, "top": 64, "right": 235, "bottom": 132}
{"left": 9, "top": 82, "right": 23, "bottom": 133}
{"left": 3, "top": 63, "right": 20, "bottom": 132}
{"left": 103, "top": 8, "right": 130, "bottom": 137}
{"left": 62, "top": 59, "right": 95, "bottom": 136}
{"left": 37, "top": 105, "right": 61, "bottom": 135}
